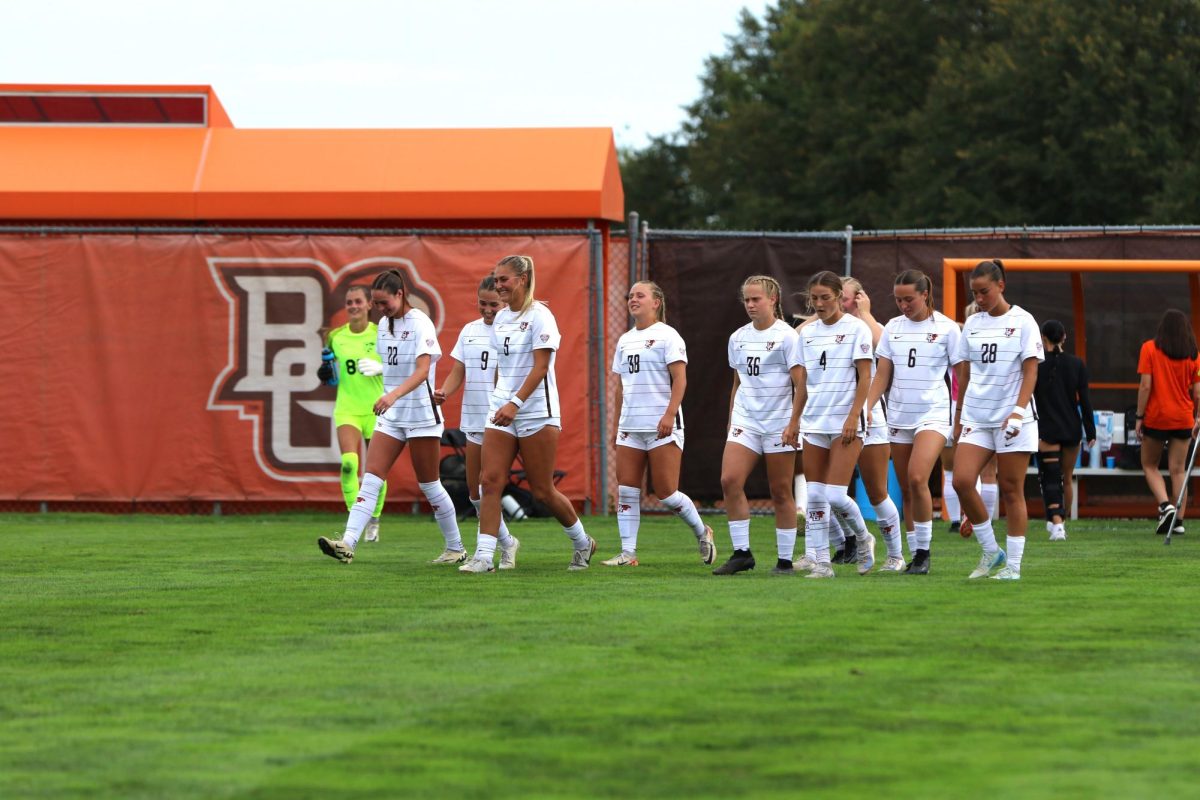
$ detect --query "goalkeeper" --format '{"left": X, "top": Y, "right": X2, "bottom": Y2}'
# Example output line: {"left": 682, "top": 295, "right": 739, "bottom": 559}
{"left": 319, "top": 286, "right": 388, "bottom": 541}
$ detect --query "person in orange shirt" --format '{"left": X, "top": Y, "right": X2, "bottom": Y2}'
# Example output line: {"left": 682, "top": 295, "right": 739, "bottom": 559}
{"left": 1135, "top": 309, "right": 1200, "bottom": 536}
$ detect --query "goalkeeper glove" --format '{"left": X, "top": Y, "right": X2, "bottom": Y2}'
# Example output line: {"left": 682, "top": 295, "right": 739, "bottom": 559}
{"left": 358, "top": 358, "right": 383, "bottom": 377}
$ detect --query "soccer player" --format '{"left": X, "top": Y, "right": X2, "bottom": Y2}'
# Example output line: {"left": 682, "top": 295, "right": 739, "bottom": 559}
{"left": 434, "top": 275, "right": 520, "bottom": 567}
{"left": 952, "top": 259, "right": 1043, "bottom": 580}
{"left": 459, "top": 255, "right": 595, "bottom": 573}
{"left": 317, "top": 269, "right": 465, "bottom": 564}
{"left": 712, "top": 275, "right": 802, "bottom": 576}
{"left": 867, "top": 269, "right": 962, "bottom": 574}
{"left": 830, "top": 277, "right": 901, "bottom": 573}
{"left": 602, "top": 281, "right": 716, "bottom": 567}
{"left": 1134, "top": 309, "right": 1200, "bottom": 536}
{"left": 321, "top": 285, "right": 387, "bottom": 542}
{"left": 791, "top": 271, "right": 877, "bottom": 578}
{"left": 1034, "top": 319, "right": 1096, "bottom": 541}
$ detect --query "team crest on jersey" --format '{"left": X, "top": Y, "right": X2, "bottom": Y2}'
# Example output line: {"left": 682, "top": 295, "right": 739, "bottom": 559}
{"left": 645, "top": 339, "right": 656, "bottom": 348}
{"left": 540, "top": 334, "right": 550, "bottom": 343}
{"left": 927, "top": 333, "right": 939, "bottom": 342}
{"left": 520, "top": 322, "right": 530, "bottom": 331}
{"left": 835, "top": 335, "right": 846, "bottom": 344}
{"left": 206, "top": 255, "right": 445, "bottom": 481}
{"left": 400, "top": 331, "right": 411, "bottom": 340}
{"left": 1005, "top": 328, "right": 1015, "bottom": 337}
{"left": 426, "top": 338, "right": 435, "bottom": 347}
{"left": 860, "top": 344, "right": 870, "bottom": 353}
{"left": 765, "top": 341, "right": 776, "bottom": 351}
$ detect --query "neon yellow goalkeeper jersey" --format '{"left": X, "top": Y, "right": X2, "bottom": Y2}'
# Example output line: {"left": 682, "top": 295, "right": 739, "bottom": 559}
{"left": 327, "top": 322, "right": 384, "bottom": 415}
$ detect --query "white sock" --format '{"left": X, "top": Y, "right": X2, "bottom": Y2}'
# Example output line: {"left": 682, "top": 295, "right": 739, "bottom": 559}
{"left": 419, "top": 480, "right": 463, "bottom": 551}
{"left": 474, "top": 488, "right": 515, "bottom": 547}
{"left": 943, "top": 471, "right": 960, "bottom": 521}
{"left": 793, "top": 474, "right": 807, "bottom": 517}
{"left": 776, "top": 528, "right": 797, "bottom": 561}
{"left": 829, "top": 513, "right": 847, "bottom": 548}
{"left": 1007, "top": 536, "right": 1025, "bottom": 572}
{"left": 728, "top": 518, "right": 751, "bottom": 551}
{"left": 973, "top": 518, "right": 998, "bottom": 553}
{"left": 826, "top": 485, "right": 868, "bottom": 537}
{"left": 811, "top": 494, "right": 830, "bottom": 563}
{"left": 617, "top": 485, "right": 641, "bottom": 554}
{"left": 982, "top": 483, "right": 999, "bottom": 520}
{"left": 915, "top": 520, "right": 933, "bottom": 551}
{"left": 563, "top": 518, "right": 590, "bottom": 549}
{"left": 805, "top": 482, "right": 827, "bottom": 560}
{"left": 474, "top": 533, "right": 497, "bottom": 561}
{"left": 872, "top": 496, "right": 902, "bottom": 557}
{"left": 906, "top": 531, "right": 917, "bottom": 557}
{"left": 343, "top": 472, "right": 384, "bottom": 548}
{"left": 659, "top": 490, "right": 706, "bottom": 538}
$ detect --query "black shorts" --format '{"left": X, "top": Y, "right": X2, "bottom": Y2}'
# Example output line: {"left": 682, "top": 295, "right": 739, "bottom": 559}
{"left": 1142, "top": 425, "right": 1192, "bottom": 442}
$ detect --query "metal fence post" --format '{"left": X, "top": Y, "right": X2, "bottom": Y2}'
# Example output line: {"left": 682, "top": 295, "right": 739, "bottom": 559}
{"left": 844, "top": 225, "right": 854, "bottom": 277}
{"left": 587, "top": 221, "right": 608, "bottom": 516}
{"left": 640, "top": 220, "right": 650, "bottom": 281}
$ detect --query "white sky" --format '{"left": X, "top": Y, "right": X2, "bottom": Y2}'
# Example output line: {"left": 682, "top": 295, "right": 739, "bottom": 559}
{"left": 4, "top": 0, "right": 770, "bottom": 150}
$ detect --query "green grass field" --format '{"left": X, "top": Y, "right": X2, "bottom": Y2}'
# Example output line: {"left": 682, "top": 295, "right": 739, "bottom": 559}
{"left": 2, "top": 513, "right": 1198, "bottom": 799}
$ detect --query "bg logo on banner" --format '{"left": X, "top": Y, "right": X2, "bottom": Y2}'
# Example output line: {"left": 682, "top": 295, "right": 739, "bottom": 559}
{"left": 206, "top": 257, "right": 444, "bottom": 482}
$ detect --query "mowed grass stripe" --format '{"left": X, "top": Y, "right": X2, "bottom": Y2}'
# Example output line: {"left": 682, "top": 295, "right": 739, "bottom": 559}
{"left": 1, "top": 514, "right": 1198, "bottom": 799}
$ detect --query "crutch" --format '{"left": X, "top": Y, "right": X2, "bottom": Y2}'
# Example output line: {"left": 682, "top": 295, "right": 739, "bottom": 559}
{"left": 1164, "top": 434, "right": 1200, "bottom": 546}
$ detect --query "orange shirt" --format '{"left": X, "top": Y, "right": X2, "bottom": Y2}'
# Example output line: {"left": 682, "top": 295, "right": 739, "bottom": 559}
{"left": 1137, "top": 340, "right": 1200, "bottom": 429}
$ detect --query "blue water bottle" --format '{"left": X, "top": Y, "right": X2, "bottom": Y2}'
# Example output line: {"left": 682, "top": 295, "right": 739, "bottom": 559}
{"left": 319, "top": 348, "right": 339, "bottom": 387}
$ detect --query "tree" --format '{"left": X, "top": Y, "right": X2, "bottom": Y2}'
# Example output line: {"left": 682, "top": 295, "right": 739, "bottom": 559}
{"left": 622, "top": 0, "right": 1200, "bottom": 230}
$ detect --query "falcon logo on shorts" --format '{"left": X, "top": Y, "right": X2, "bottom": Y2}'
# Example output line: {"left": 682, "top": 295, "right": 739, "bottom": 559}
{"left": 731, "top": 427, "right": 744, "bottom": 437}
{"left": 645, "top": 339, "right": 656, "bottom": 348}
{"left": 890, "top": 427, "right": 899, "bottom": 436}
{"left": 835, "top": 335, "right": 846, "bottom": 344}
{"left": 927, "top": 333, "right": 939, "bottom": 342}
{"left": 207, "top": 254, "right": 444, "bottom": 480}
{"left": 520, "top": 322, "right": 530, "bottom": 331}
{"left": 1005, "top": 328, "right": 1016, "bottom": 337}
{"left": 619, "top": 432, "right": 629, "bottom": 440}
{"left": 963, "top": 427, "right": 973, "bottom": 436}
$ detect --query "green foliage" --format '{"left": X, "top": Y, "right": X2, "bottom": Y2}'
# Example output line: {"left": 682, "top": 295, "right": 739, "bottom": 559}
{"left": 2, "top": 513, "right": 1199, "bottom": 798}
{"left": 625, "top": 0, "right": 1200, "bottom": 229}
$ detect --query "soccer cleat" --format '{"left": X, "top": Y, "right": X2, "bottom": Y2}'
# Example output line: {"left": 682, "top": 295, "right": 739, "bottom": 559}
{"left": 1157, "top": 503, "right": 1176, "bottom": 535}
{"left": 771, "top": 558, "right": 795, "bottom": 575}
{"left": 364, "top": 520, "right": 380, "bottom": 543}
{"left": 499, "top": 536, "right": 521, "bottom": 570}
{"left": 1049, "top": 526, "right": 1067, "bottom": 542}
{"left": 805, "top": 561, "right": 835, "bottom": 578}
{"left": 794, "top": 555, "right": 817, "bottom": 571}
{"left": 317, "top": 536, "right": 354, "bottom": 564}
{"left": 568, "top": 536, "right": 597, "bottom": 571}
{"left": 602, "top": 551, "right": 639, "bottom": 567}
{"left": 1173, "top": 522, "right": 1185, "bottom": 536}
{"left": 881, "top": 555, "right": 907, "bottom": 572}
{"left": 948, "top": 520, "right": 961, "bottom": 535}
{"left": 989, "top": 565, "right": 1021, "bottom": 581}
{"left": 430, "top": 549, "right": 468, "bottom": 565}
{"left": 968, "top": 548, "right": 1006, "bottom": 579}
{"left": 856, "top": 532, "right": 876, "bottom": 575}
{"left": 841, "top": 535, "right": 858, "bottom": 564}
{"left": 698, "top": 526, "right": 718, "bottom": 565}
{"left": 458, "top": 556, "right": 495, "bottom": 574}
{"left": 830, "top": 547, "right": 847, "bottom": 564}
{"left": 712, "top": 549, "right": 756, "bottom": 575}
{"left": 959, "top": 518, "right": 974, "bottom": 538}
{"left": 907, "top": 549, "right": 930, "bottom": 575}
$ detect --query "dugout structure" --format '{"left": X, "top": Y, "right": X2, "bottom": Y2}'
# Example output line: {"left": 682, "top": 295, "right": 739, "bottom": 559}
{"left": 0, "top": 84, "right": 623, "bottom": 514}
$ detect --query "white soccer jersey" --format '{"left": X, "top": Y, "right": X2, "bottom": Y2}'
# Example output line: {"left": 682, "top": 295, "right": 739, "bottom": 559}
{"left": 876, "top": 311, "right": 963, "bottom": 428}
{"left": 798, "top": 315, "right": 874, "bottom": 434}
{"left": 728, "top": 319, "right": 801, "bottom": 434}
{"left": 612, "top": 321, "right": 688, "bottom": 433}
{"left": 377, "top": 309, "right": 441, "bottom": 427}
{"left": 450, "top": 318, "right": 497, "bottom": 434}
{"left": 492, "top": 302, "right": 561, "bottom": 420}
{"left": 955, "top": 305, "right": 1044, "bottom": 426}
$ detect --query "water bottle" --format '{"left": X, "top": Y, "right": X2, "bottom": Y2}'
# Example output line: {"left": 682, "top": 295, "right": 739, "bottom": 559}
{"left": 501, "top": 494, "right": 526, "bottom": 521}
{"left": 320, "top": 348, "right": 338, "bottom": 387}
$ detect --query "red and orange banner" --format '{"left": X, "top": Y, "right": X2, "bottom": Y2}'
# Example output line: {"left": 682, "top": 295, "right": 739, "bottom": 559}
{"left": 0, "top": 233, "right": 592, "bottom": 504}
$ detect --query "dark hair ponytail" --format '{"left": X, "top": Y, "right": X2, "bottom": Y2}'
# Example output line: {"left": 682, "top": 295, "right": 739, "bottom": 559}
{"left": 372, "top": 269, "right": 407, "bottom": 334}
{"left": 971, "top": 258, "right": 1005, "bottom": 283}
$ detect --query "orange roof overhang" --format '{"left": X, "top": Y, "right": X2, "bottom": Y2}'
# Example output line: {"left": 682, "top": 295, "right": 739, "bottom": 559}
{"left": 0, "top": 86, "right": 624, "bottom": 223}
